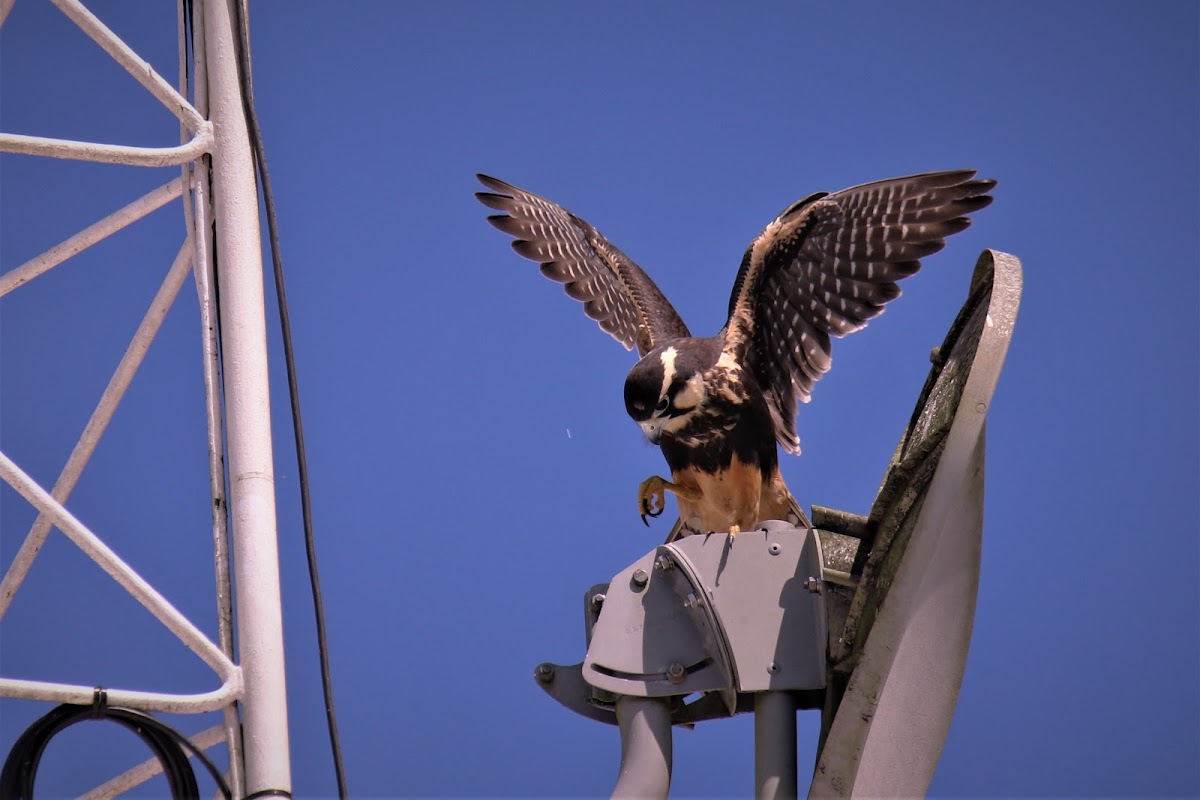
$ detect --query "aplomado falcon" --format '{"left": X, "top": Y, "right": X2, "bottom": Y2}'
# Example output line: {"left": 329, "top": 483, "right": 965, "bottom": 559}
{"left": 476, "top": 171, "right": 994, "bottom": 539}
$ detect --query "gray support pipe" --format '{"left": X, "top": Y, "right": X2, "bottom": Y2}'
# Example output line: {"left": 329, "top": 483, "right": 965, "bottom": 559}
{"left": 755, "top": 691, "right": 797, "bottom": 799}
{"left": 612, "top": 696, "right": 673, "bottom": 800}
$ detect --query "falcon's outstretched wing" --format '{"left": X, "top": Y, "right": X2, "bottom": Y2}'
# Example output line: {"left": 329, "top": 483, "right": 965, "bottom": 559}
{"left": 476, "top": 175, "right": 690, "bottom": 357}
{"left": 724, "top": 170, "right": 996, "bottom": 454}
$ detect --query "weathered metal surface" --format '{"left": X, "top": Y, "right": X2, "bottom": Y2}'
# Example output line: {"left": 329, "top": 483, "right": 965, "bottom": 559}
{"left": 811, "top": 249, "right": 1022, "bottom": 798}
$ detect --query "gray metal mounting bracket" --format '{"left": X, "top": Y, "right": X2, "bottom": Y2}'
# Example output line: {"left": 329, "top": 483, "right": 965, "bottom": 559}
{"left": 537, "top": 521, "right": 826, "bottom": 727}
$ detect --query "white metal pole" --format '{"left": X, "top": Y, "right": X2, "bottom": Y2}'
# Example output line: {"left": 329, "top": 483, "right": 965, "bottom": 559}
{"left": 183, "top": 0, "right": 245, "bottom": 793}
{"left": 202, "top": 0, "right": 292, "bottom": 794}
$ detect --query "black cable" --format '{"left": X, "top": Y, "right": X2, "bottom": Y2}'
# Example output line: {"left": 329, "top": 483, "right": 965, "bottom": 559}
{"left": 228, "top": 3, "right": 348, "bottom": 798}
{"left": 0, "top": 691, "right": 232, "bottom": 800}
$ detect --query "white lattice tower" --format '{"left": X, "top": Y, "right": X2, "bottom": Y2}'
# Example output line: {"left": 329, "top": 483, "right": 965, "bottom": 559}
{"left": 0, "top": 1, "right": 290, "bottom": 795}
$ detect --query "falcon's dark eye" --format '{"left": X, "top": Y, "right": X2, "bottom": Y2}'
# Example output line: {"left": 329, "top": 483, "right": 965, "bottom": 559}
{"left": 655, "top": 397, "right": 670, "bottom": 414}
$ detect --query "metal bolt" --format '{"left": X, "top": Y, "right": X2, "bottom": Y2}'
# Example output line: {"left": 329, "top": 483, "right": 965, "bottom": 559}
{"left": 683, "top": 592, "right": 703, "bottom": 609}
{"left": 655, "top": 554, "right": 674, "bottom": 571}
{"left": 666, "top": 663, "right": 686, "bottom": 684}
{"left": 591, "top": 592, "right": 606, "bottom": 610}
{"left": 631, "top": 569, "right": 649, "bottom": 590}
{"left": 768, "top": 543, "right": 782, "bottom": 556}
{"left": 804, "top": 577, "right": 822, "bottom": 594}
{"left": 767, "top": 662, "right": 780, "bottom": 674}
{"left": 536, "top": 663, "right": 555, "bottom": 683}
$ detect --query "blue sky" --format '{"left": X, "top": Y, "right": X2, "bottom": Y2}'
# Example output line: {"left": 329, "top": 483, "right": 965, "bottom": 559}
{"left": 1, "top": 1, "right": 1197, "bottom": 797}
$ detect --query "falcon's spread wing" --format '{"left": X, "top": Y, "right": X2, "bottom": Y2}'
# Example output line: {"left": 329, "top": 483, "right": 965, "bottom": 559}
{"left": 476, "top": 175, "right": 690, "bottom": 357}
{"left": 724, "top": 170, "right": 996, "bottom": 454}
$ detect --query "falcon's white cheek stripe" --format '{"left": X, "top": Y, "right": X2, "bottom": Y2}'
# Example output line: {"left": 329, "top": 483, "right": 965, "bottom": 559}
{"left": 659, "top": 346, "right": 678, "bottom": 401}
{"left": 661, "top": 408, "right": 698, "bottom": 436}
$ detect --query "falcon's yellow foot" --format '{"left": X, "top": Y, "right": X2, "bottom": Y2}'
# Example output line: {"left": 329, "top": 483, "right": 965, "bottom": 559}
{"left": 638, "top": 476, "right": 703, "bottom": 526}
{"left": 638, "top": 475, "right": 670, "bottom": 525}
{"left": 638, "top": 474, "right": 700, "bottom": 525}
{"left": 728, "top": 524, "right": 740, "bottom": 543}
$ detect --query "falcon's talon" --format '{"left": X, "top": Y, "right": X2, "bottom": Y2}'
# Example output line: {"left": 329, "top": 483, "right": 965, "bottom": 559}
{"left": 639, "top": 505, "right": 664, "bottom": 526}
{"left": 637, "top": 475, "right": 669, "bottom": 525}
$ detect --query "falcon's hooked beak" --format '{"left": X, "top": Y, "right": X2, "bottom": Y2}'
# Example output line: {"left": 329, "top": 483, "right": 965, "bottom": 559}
{"left": 639, "top": 418, "right": 666, "bottom": 445}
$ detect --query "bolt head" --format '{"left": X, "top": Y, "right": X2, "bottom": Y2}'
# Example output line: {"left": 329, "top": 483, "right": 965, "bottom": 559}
{"left": 631, "top": 569, "right": 649, "bottom": 590}
{"left": 666, "top": 663, "right": 686, "bottom": 684}
{"left": 535, "top": 663, "right": 555, "bottom": 683}
{"left": 768, "top": 543, "right": 782, "bottom": 556}
{"left": 655, "top": 554, "right": 673, "bottom": 571}
{"left": 591, "top": 592, "right": 606, "bottom": 610}
{"left": 768, "top": 662, "right": 780, "bottom": 674}
{"left": 804, "top": 577, "right": 822, "bottom": 594}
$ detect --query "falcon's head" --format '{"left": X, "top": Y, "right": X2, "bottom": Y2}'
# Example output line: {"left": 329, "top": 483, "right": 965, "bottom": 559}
{"left": 623, "top": 340, "right": 722, "bottom": 444}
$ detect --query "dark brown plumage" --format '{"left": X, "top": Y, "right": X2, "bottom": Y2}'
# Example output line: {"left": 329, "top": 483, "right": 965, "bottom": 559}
{"left": 476, "top": 171, "right": 995, "bottom": 535}
{"left": 475, "top": 174, "right": 689, "bottom": 356}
